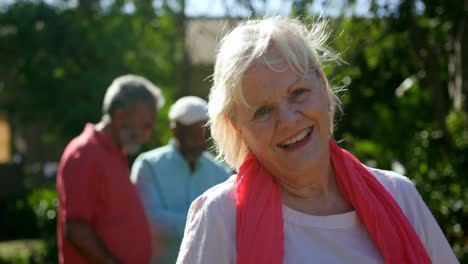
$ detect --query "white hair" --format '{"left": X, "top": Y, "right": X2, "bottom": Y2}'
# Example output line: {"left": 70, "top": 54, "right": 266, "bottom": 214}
{"left": 102, "top": 74, "right": 165, "bottom": 117}
{"left": 208, "top": 16, "right": 342, "bottom": 170}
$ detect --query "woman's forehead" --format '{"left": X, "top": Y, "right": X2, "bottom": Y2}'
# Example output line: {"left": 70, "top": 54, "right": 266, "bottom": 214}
{"left": 242, "top": 65, "right": 304, "bottom": 96}
{"left": 247, "top": 61, "right": 293, "bottom": 80}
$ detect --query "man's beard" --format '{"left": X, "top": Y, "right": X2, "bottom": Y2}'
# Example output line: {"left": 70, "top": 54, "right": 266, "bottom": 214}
{"left": 120, "top": 127, "right": 141, "bottom": 155}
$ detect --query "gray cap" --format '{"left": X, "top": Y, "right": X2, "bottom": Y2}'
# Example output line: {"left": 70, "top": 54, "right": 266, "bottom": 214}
{"left": 169, "top": 96, "right": 209, "bottom": 125}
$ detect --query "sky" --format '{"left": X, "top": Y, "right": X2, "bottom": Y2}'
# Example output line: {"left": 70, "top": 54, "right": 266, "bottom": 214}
{"left": 185, "top": 0, "right": 375, "bottom": 17}
{"left": 186, "top": 0, "right": 291, "bottom": 17}
{"left": 186, "top": 0, "right": 416, "bottom": 19}
{"left": 0, "top": 0, "right": 405, "bottom": 17}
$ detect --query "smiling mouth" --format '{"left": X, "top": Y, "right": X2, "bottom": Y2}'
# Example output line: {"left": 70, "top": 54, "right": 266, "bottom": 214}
{"left": 278, "top": 127, "right": 313, "bottom": 148}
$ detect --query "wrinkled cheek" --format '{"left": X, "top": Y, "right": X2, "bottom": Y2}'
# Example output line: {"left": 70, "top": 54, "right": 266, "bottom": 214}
{"left": 238, "top": 118, "right": 271, "bottom": 145}
{"left": 247, "top": 133, "right": 269, "bottom": 155}
{"left": 319, "top": 116, "right": 332, "bottom": 140}
{"left": 308, "top": 104, "right": 330, "bottom": 122}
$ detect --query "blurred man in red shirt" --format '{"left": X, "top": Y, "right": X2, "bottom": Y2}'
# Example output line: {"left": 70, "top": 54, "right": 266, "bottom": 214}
{"left": 57, "top": 74, "right": 165, "bottom": 264}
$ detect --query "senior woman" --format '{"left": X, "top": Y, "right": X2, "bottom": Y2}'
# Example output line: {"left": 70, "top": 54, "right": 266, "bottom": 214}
{"left": 176, "top": 16, "right": 458, "bottom": 264}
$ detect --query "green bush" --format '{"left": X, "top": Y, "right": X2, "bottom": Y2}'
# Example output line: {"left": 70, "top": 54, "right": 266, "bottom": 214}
{"left": 26, "top": 189, "right": 58, "bottom": 263}
{"left": 0, "top": 188, "right": 57, "bottom": 263}
{"left": 0, "top": 240, "right": 46, "bottom": 264}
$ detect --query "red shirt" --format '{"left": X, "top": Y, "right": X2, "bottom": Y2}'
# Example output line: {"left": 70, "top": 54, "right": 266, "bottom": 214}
{"left": 57, "top": 124, "right": 152, "bottom": 264}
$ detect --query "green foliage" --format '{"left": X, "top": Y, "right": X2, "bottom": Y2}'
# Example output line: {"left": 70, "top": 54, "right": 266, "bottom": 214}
{"left": 0, "top": 189, "right": 57, "bottom": 263}
{"left": 0, "top": 2, "right": 185, "bottom": 261}
{"left": 0, "top": 1, "right": 176, "bottom": 159}
{"left": 0, "top": 198, "right": 39, "bottom": 242}
{"left": 26, "top": 188, "right": 58, "bottom": 263}
{"left": 0, "top": 240, "right": 46, "bottom": 264}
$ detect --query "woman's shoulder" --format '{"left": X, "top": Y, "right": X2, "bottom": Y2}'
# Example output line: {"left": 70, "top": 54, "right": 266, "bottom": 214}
{"left": 365, "top": 166, "right": 425, "bottom": 219}
{"left": 365, "top": 166, "right": 425, "bottom": 213}
{"left": 365, "top": 167, "right": 459, "bottom": 263}
{"left": 365, "top": 166, "right": 416, "bottom": 197}
{"left": 189, "top": 175, "right": 237, "bottom": 217}
{"left": 178, "top": 176, "right": 237, "bottom": 263}
{"left": 198, "top": 174, "right": 236, "bottom": 201}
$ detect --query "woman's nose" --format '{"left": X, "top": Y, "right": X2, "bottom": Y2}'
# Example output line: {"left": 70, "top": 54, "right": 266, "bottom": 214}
{"left": 275, "top": 104, "right": 299, "bottom": 128}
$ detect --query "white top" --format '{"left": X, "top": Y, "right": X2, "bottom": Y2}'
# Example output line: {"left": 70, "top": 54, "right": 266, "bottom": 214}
{"left": 176, "top": 167, "right": 459, "bottom": 264}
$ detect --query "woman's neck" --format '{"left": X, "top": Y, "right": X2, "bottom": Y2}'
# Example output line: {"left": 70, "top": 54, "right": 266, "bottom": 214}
{"left": 276, "top": 157, "right": 353, "bottom": 216}
{"left": 273, "top": 146, "right": 333, "bottom": 198}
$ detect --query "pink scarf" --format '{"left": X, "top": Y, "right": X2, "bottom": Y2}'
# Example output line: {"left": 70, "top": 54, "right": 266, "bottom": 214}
{"left": 235, "top": 140, "right": 431, "bottom": 264}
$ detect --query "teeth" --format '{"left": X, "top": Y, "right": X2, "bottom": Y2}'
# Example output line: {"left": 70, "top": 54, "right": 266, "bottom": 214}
{"left": 280, "top": 128, "right": 311, "bottom": 146}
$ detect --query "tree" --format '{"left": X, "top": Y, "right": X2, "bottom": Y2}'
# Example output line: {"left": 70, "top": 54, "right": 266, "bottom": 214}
{"left": 0, "top": 0, "right": 177, "bottom": 164}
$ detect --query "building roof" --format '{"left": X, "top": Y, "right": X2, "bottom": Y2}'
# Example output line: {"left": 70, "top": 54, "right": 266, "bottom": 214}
{"left": 185, "top": 18, "right": 241, "bottom": 65}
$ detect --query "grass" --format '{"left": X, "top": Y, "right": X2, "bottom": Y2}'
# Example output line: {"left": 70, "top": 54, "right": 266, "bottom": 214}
{"left": 0, "top": 240, "right": 45, "bottom": 264}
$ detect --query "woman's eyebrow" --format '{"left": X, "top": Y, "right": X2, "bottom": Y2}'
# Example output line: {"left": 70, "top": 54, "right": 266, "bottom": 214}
{"left": 286, "top": 77, "right": 306, "bottom": 93}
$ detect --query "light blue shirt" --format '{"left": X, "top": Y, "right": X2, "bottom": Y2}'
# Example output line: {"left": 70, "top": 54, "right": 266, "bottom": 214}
{"left": 131, "top": 141, "right": 231, "bottom": 263}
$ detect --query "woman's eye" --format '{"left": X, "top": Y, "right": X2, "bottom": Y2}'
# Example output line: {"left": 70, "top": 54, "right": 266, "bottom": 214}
{"left": 253, "top": 107, "right": 271, "bottom": 120}
{"left": 292, "top": 88, "right": 307, "bottom": 97}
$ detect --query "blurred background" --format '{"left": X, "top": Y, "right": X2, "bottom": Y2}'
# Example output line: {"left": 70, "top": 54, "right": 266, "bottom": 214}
{"left": 0, "top": 0, "right": 466, "bottom": 263}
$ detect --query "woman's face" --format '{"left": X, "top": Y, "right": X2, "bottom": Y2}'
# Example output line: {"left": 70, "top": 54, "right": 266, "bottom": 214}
{"left": 232, "top": 62, "right": 331, "bottom": 179}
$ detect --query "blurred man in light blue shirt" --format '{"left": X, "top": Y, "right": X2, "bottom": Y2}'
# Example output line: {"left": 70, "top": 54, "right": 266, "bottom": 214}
{"left": 131, "top": 96, "right": 232, "bottom": 264}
